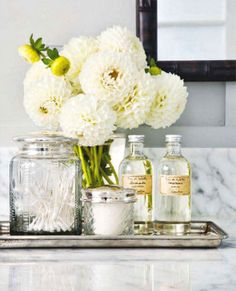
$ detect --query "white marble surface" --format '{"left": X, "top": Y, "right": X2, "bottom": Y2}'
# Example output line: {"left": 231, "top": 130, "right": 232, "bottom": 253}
{"left": 0, "top": 219, "right": 234, "bottom": 291}
{"left": 1, "top": 147, "right": 236, "bottom": 220}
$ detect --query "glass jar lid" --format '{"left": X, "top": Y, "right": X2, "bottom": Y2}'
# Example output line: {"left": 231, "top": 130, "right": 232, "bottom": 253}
{"left": 14, "top": 131, "right": 79, "bottom": 157}
{"left": 14, "top": 131, "right": 78, "bottom": 144}
{"left": 82, "top": 185, "right": 136, "bottom": 203}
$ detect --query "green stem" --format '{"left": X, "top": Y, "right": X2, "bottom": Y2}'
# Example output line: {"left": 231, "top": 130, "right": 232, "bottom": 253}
{"left": 82, "top": 147, "right": 93, "bottom": 186}
{"left": 89, "top": 147, "right": 95, "bottom": 183}
{"left": 84, "top": 147, "right": 92, "bottom": 160}
{"left": 78, "top": 146, "right": 90, "bottom": 188}
{"left": 39, "top": 51, "right": 46, "bottom": 58}
{"left": 74, "top": 143, "right": 118, "bottom": 188}
{"left": 82, "top": 180, "right": 86, "bottom": 189}
{"left": 100, "top": 168, "right": 114, "bottom": 185}
{"left": 102, "top": 153, "right": 119, "bottom": 185}
{"left": 97, "top": 146, "right": 104, "bottom": 186}
{"left": 93, "top": 147, "right": 103, "bottom": 186}
{"left": 86, "top": 162, "right": 92, "bottom": 186}
{"left": 98, "top": 146, "right": 103, "bottom": 167}
{"left": 104, "top": 154, "right": 119, "bottom": 184}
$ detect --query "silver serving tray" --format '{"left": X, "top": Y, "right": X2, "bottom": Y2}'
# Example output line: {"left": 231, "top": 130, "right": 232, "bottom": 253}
{"left": 0, "top": 221, "right": 228, "bottom": 249}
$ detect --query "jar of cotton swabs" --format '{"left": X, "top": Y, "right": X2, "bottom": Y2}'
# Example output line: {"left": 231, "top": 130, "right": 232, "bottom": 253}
{"left": 9, "top": 132, "right": 82, "bottom": 235}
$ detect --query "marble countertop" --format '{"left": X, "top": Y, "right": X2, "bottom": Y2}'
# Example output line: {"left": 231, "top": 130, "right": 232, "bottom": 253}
{"left": 0, "top": 220, "right": 235, "bottom": 291}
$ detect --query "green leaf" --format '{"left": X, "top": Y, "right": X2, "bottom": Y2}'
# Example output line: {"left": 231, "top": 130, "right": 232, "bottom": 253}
{"left": 47, "top": 48, "right": 54, "bottom": 59}
{"left": 29, "top": 33, "right": 35, "bottom": 47}
{"left": 42, "top": 58, "right": 52, "bottom": 65}
{"left": 39, "top": 44, "right": 47, "bottom": 51}
{"left": 47, "top": 48, "right": 59, "bottom": 60}
{"left": 149, "top": 58, "right": 157, "bottom": 68}
{"left": 35, "top": 37, "right": 42, "bottom": 50}
{"left": 53, "top": 48, "right": 59, "bottom": 58}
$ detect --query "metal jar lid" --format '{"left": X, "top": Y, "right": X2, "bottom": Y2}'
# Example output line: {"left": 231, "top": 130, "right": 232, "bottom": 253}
{"left": 165, "top": 135, "right": 182, "bottom": 143}
{"left": 128, "top": 135, "right": 144, "bottom": 143}
{"left": 82, "top": 185, "right": 137, "bottom": 203}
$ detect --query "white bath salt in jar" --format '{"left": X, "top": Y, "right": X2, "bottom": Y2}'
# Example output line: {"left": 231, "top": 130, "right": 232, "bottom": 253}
{"left": 82, "top": 185, "right": 136, "bottom": 235}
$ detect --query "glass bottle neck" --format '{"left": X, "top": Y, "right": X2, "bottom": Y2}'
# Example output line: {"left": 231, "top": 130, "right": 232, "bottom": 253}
{"left": 129, "top": 142, "right": 144, "bottom": 156}
{"left": 165, "top": 142, "right": 182, "bottom": 156}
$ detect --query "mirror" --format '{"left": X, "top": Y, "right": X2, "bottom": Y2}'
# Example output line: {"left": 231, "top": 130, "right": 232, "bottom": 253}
{"left": 158, "top": 0, "right": 236, "bottom": 60}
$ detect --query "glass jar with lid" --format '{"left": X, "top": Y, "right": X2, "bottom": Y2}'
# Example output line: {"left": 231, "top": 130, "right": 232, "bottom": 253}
{"left": 82, "top": 185, "right": 136, "bottom": 235}
{"left": 9, "top": 132, "right": 82, "bottom": 235}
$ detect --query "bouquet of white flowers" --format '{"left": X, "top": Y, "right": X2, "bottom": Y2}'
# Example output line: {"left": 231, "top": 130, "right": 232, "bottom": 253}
{"left": 19, "top": 26, "right": 188, "bottom": 188}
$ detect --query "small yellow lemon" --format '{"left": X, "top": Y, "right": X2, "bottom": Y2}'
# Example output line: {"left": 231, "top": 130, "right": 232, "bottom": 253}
{"left": 51, "top": 56, "right": 70, "bottom": 76}
{"left": 18, "top": 44, "right": 40, "bottom": 63}
{"left": 149, "top": 66, "right": 162, "bottom": 76}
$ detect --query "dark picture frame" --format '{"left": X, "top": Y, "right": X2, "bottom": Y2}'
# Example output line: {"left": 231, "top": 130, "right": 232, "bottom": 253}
{"left": 136, "top": 0, "right": 236, "bottom": 81}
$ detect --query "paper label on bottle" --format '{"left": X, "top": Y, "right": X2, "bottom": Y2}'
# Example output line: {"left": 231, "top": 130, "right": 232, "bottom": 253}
{"left": 122, "top": 175, "right": 152, "bottom": 195}
{"left": 160, "top": 175, "right": 190, "bottom": 195}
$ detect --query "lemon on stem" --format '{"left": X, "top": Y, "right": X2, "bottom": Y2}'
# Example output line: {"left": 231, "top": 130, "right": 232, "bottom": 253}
{"left": 149, "top": 66, "right": 162, "bottom": 76}
{"left": 18, "top": 44, "right": 40, "bottom": 63}
{"left": 50, "top": 56, "right": 70, "bottom": 76}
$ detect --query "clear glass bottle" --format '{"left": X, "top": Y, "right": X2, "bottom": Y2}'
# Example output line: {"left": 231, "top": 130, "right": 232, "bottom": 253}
{"left": 119, "top": 135, "right": 153, "bottom": 234}
{"left": 155, "top": 135, "right": 191, "bottom": 234}
{"left": 9, "top": 132, "right": 82, "bottom": 235}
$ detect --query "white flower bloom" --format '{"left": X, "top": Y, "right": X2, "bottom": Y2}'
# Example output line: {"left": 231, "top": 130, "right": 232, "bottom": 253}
{"left": 24, "top": 76, "right": 72, "bottom": 129}
{"left": 113, "top": 74, "right": 155, "bottom": 129}
{"left": 146, "top": 72, "right": 188, "bottom": 129}
{"left": 79, "top": 51, "right": 140, "bottom": 106}
{"left": 61, "top": 37, "right": 98, "bottom": 93}
{"left": 24, "top": 62, "right": 52, "bottom": 92}
{"left": 60, "top": 94, "right": 116, "bottom": 146}
{"left": 98, "top": 26, "right": 147, "bottom": 70}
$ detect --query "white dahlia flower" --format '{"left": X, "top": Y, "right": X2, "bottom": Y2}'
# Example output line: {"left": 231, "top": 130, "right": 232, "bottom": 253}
{"left": 24, "top": 62, "right": 52, "bottom": 92}
{"left": 113, "top": 74, "right": 155, "bottom": 129}
{"left": 79, "top": 51, "right": 139, "bottom": 106}
{"left": 61, "top": 37, "right": 98, "bottom": 93}
{"left": 24, "top": 76, "right": 73, "bottom": 129}
{"left": 146, "top": 72, "right": 188, "bottom": 129}
{"left": 98, "top": 26, "right": 147, "bottom": 70}
{"left": 59, "top": 94, "right": 116, "bottom": 146}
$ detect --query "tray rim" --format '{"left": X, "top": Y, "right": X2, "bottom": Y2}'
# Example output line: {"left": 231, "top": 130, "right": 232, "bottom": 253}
{"left": 0, "top": 221, "right": 228, "bottom": 249}
{"left": 0, "top": 220, "right": 228, "bottom": 240}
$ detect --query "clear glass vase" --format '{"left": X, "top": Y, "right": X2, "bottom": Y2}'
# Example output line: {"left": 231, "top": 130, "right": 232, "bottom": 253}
{"left": 9, "top": 132, "right": 82, "bottom": 235}
{"left": 74, "top": 134, "right": 126, "bottom": 189}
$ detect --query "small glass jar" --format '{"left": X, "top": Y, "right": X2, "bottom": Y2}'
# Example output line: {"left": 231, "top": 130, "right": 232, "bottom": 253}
{"left": 9, "top": 132, "right": 82, "bottom": 235}
{"left": 82, "top": 185, "right": 136, "bottom": 235}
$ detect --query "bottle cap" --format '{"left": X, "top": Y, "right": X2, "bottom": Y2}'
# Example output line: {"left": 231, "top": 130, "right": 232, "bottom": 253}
{"left": 128, "top": 135, "right": 145, "bottom": 143}
{"left": 165, "top": 135, "right": 182, "bottom": 143}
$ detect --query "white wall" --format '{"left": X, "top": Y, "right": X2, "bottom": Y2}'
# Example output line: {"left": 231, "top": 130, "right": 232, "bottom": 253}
{"left": 1, "top": 0, "right": 236, "bottom": 147}
{"left": 0, "top": 0, "right": 135, "bottom": 146}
